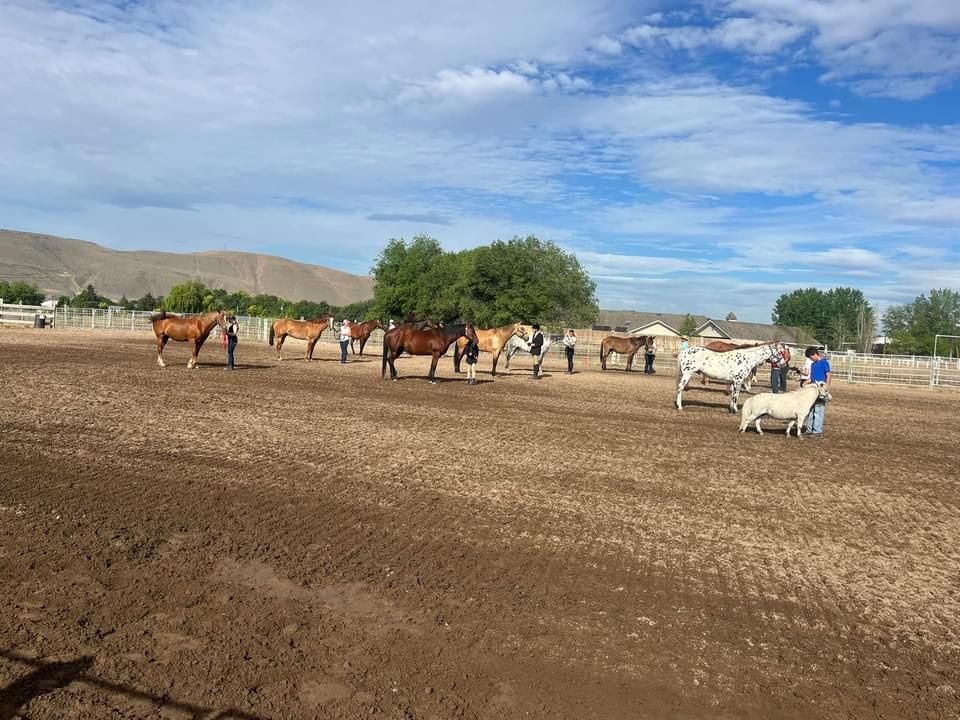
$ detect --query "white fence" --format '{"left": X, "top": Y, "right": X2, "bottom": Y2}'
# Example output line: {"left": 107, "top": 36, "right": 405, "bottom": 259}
{"left": 3, "top": 302, "right": 960, "bottom": 389}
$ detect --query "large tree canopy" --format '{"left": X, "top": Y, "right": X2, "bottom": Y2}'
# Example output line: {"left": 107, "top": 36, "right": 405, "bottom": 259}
{"left": 370, "top": 235, "right": 598, "bottom": 327}
{"left": 883, "top": 289, "right": 960, "bottom": 355}
{"left": 0, "top": 281, "right": 45, "bottom": 305}
{"left": 772, "top": 287, "right": 875, "bottom": 350}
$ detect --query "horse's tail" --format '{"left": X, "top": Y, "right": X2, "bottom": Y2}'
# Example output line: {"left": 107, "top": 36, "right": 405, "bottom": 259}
{"left": 599, "top": 338, "right": 606, "bottom": 370}
{"left": 268, "top": 323, "right": 275, "bottom": 346}
{"left": 381, "top": 335, "right": 389, "bottom": 379}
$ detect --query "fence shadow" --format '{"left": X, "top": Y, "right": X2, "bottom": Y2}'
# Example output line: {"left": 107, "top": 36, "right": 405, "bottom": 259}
{"left": 0, "top": 650, "right": 266, "bottom": 720}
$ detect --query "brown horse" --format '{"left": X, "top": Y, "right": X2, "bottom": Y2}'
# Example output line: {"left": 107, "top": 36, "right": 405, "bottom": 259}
{"left": 151, "top": 310, "right": 227, "bottom": 369}
{"left": 269, "top": 316, "right": 335, "bottom": 361}
{"left": 452, "top": 322, "right": 528, "bottom": 376}
{"left": 599, "top": 335, "right": 654, "bottom": 371}
{"left": 346, "top": 319, "right": 384, "bottom": 355}
{"left": 382, "top": 323, "right": 477, "bottom": 383}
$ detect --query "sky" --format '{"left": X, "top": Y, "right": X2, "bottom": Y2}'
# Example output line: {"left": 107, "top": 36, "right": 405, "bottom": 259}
{"left": 1, "top": 1, "right": 959, "bottom": 321}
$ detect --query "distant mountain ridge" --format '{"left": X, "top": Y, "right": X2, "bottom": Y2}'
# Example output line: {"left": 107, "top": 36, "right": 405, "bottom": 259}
{"left": 0, "top": 229, "right": 374, "bottom": 305}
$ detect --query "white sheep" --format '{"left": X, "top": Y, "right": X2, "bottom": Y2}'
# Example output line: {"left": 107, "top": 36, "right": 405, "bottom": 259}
{"left": 738, "top": 382, "right": 831, "bottom": 437}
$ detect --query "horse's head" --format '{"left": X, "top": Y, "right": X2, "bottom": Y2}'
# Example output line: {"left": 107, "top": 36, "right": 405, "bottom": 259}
{"left": 374, "top": 319, "right": 385, "bottom": 330}
{"left": 768, "top": 343, "right": 788, "bottom": 367}
{"left": 644, "top": 335, "right": 655, "bottom": 349}
{"left": 216, "top": 310, "right": 228, "bottom": 330}
{"left": 514, "top": 323, "right": 529, "bottom": 340}
{"left": 328, "top": 315, "right": 336, "bottom": 328}
{"left": 465, "top": 323, "right": 478, "bottom": 342}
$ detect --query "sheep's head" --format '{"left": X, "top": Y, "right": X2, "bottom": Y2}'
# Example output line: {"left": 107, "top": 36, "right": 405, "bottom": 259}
{"left": 815, "top": 381, "right": 832, "bottom": 402}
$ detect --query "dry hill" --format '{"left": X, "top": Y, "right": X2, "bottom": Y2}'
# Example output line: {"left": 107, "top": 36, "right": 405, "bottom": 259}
{"left": 0, "top": 229, "right": 373, "bottom": 305}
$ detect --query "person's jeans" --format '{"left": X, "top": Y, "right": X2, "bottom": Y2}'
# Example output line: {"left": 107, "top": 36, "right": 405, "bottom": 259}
{"left": 804, "top": 400, "right": 826, "bottom": 434}
{"left": 339, "top": 339, "right": 349, "bottom": 362}
{"left": 771, "top": 367, "right": 782, "bottom": 393}
{"left": 565, "top": 347, "right": 574, "bottom": 372}
{"left": 227, "top": 338, "right": 237, "bottom": 369}
{"left": 644, "top": 353, "right": 655, "bottom": 373}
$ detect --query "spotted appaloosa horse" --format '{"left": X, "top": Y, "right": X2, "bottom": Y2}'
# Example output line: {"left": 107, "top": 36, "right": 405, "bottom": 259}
{"left": 676, "top": 343, "right": 788, "bottom": 413}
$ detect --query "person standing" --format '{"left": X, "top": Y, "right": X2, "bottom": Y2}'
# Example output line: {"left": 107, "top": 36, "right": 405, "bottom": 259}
{"left": 770, "top": 345, "right": 790, "bottom": 393}
{"left": 799, "top": 352, "right": 813, "bottom": 388}
{"left": 339, "top": 319, "right": 351, "bottom": 363}
{"left": 562, "top": 329, "right": 577, "bottom": 374}
{"left": 802, "top": 347, "right": 832, "bottom": 438}
{"left": 644, "top": 338, "right": 658, "bottom": 374}
{"left": 464, "top": 336, "right": 480, "bottom": 384}
{"left": 225, "top": 315, "right": 239, "bottom": 370}
{"left": 529, "top": 324, "right": 544, "bottom": 378}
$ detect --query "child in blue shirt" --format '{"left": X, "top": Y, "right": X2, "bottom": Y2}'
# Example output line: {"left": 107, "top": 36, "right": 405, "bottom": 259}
{"left": 803, "top": 347, "right": 832, "bottom": 437}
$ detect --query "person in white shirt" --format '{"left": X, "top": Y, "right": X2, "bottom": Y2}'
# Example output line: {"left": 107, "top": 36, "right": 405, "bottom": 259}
{"left": 339, "top": 319, "right": 351, "bottom": 363}
{"left": 562, "top": 329, "right": 577, "bottom": 374}
{"left": 799, "top": 354, "right": 813, "bottom": 387}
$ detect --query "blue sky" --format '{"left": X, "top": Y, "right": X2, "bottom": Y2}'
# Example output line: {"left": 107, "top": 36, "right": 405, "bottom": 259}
{"left": 1, "top": 1, "right": 959, "bottom": 321}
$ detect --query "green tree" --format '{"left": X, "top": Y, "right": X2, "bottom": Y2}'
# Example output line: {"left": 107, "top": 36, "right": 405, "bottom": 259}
{"left": 884, "top": 289, "right": 960, "bottom": 354}
{"left": 70, "top": 284, "right": 114, "bottom": 308}
{"left": 678, "top": 314, "right": 699, "bottom": 337}
{"left": 371, "top": 235, "right": 598, "bottom": 327}
{"left": 772, "top": 287, "right": 873, "bottom": 348}
{"left": 0, "top": 281, "right": 45, "bottom": 305}
{"left": 164, "top": 281, "right": 207, "bottom": 313}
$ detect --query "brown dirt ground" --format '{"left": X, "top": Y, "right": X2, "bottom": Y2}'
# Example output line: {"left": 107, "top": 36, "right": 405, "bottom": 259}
{"left": 1, "top": 329, "right": 958, "bottom": 720}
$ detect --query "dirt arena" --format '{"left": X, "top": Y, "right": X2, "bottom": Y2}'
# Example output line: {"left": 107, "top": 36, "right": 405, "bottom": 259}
{"left": 1, "top": 329, "right": 958, "bottom": 719}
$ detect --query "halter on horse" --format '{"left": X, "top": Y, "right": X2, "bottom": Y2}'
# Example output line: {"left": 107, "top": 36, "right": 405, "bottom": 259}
{"left": 676, "top": 343, "right": 788, "bottom": 413}
{"left": 151, "top": 310, "right": 227, "bottom": 369}
{"left": 269, "top": 316, "right": 336, "bottom": 361}
{"left": 381, "top": 322, "right": 478, "bottom": 383}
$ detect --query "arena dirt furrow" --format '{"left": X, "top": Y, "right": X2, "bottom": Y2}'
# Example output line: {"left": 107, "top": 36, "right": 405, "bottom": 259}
{"left": 1, "top": 329, "right": 959, "bottom": 719}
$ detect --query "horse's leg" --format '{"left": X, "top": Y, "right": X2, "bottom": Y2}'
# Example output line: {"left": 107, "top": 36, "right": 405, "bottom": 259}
{"left": 188, "top": 339, "right": 200, "bottom": 369}
{"left": 359, "top": 334, "right": 367, "bottom": 357}
{"left": 676, "top": 371, "right": 693, "bottom": 409}
{"left": 453, "top": 344, "right": 462, "bottom": 373}
{"left": 350, "top": 337, "right": 357, "bottom": 355}
{"left": 275, "top": 334, "right": 285, "bottom": 361}
{"left": 600, "top": 347, "right": 606, "bottom": 371}
{"left": 491, "top": 350, "right": 500, "bottom": 377}
{"left": 626, "top": 352, "right": 635, "bottom": 372}
{"left": 306, "top": 337, "right": 317, "bottom": 361}
{"left": 156, "top": 335, "right": 168, "bottom": 367}
{"left": 428, "top": 353, "right": 440, "bottom": 383}
{"left": 729, "top": 381, "right": 743, "bottom": 413}
{"left": 388, "top": 351, "right": 399, "bottom": 381}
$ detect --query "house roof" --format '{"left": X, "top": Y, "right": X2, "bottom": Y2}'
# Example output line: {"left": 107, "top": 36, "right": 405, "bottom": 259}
{"left": 596, "top": 310, "right": 707, "bottom": 333}
{"left": 698, "top": 319, "right": 819, "bottom": 345}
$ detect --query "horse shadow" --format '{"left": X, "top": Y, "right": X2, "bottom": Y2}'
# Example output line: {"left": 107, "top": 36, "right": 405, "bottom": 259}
{"left": 193, "top": 363, "right": 273, "bottom": 371}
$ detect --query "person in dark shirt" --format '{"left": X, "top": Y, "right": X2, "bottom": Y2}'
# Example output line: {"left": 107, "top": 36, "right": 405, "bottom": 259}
{"left": 464, "top": 337, "right": 480, "bottom": 385}
{"left": 225, "top": 316, "right": 239, "bottom": 370}
{"left": 529, "top": 324, "right": 544, "bottom": 379}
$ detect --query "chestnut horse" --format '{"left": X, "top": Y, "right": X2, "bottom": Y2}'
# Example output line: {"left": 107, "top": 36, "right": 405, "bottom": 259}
{"left": 151, "top": 310, "right": 227, "bottom": 368}
{"left": 269, "top": 316, "right": 335, "bottom": 361}
{"left": 599, "top": 335, "right": 654, "bottom": 372}
{"left": 452, "top": 322, "right": 528, "bottom": 376}
{"left": 346, "top": 319, "right": 385, "bottom": 356}
{"left": 382, "top": 323, "right": 477, "bottom": 383}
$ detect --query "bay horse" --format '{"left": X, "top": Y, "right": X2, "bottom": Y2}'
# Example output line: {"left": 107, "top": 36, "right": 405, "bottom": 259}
{"left": 452, "top": 322, "right": 528, "bottom": 376}
{"left": 599, "top": 335, "right": 654, "bottom": 372}
{"left": 381, "top": 323, "right": 478, "bottom": 383}
{"left": 269, "top": 316, "right": 335, "bottom": 361}
{"left": 151, "top": 310, "right": 227, "bottom": 368}
{"left": 346, "top": 319, "right": 384, "bottom": 356}
{"left": 676, "top": 343, "right": 788, "bottom": 413}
